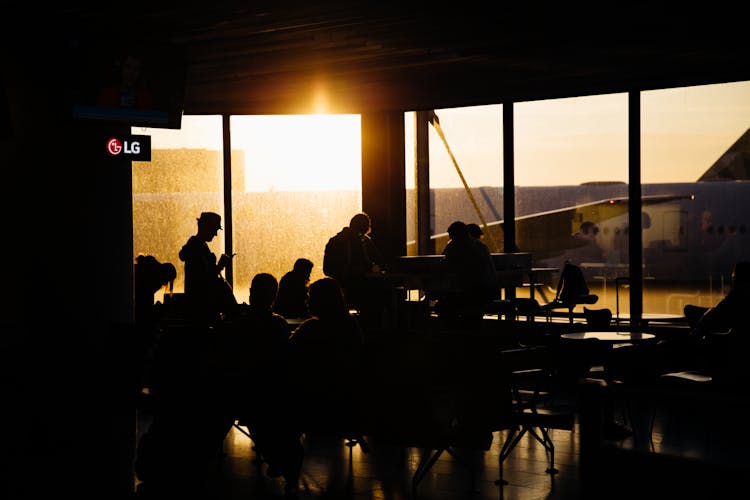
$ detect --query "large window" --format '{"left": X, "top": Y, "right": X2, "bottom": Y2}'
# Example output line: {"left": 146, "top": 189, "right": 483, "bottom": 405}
{"left": 132, "top": 115, "right": 225, "bottom": 303}
{"left": 228, "top": 114, "right": 361, "bottom": 300}
{"left": 641, "top": 81, "right": 750, "bottom": 313}
{"left": 133, "top": 81, "right": 750, "bottom": 313}
{"left": 405, "top": 82, "right": 750, "bottom": 316}
{"left": 405, "top": 105, "right": 504, "bottom": 254}
{"left": 133, "top": 114, "right": 361, "bottom": 304}
{"left": 515, "top": 93, "right": 629, "bottom": 309}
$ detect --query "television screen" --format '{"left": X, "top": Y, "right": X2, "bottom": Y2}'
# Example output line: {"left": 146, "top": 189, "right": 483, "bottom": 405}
{"left": 67, "top": 36, "right": 186, "bottom": 130}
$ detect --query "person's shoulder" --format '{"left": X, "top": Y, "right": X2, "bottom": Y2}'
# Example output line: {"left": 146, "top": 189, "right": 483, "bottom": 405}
{"left": 181, "top": 235, "right": 201, "bottom": 248}
{"left": 279, "top": 270, "right": 294, "bottom": 282}
{"left": 290, "top": 318, "right": 318, "bottom": 337}
{"left": 326, "top": 228, "right": 348, "bottom": 246}
{"left": 473, "top": 239, "right": 491, "bottom": 252}
{"left": 271, "top": 312, "right": 290, "bottom": 326}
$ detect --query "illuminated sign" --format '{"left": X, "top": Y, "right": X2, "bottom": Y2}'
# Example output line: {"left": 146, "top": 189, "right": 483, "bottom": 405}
{"left": 105, "top": 134, "right": 151, "bottom": 161}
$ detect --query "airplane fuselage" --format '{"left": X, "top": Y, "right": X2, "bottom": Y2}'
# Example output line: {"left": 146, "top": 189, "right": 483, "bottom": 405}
{"left": 424, "top": 180, "right": 750, "bottom": 286}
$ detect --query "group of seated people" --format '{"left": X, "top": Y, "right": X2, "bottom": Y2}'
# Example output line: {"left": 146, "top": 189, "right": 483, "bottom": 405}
{"left": 134, "top": 209, "right": 749, "bottom": 497}
{"left": 135, "top": 267, "right": 366, "bottom": 498}
{"left": 433, "top": 220, "right": 499, "bottom": 330}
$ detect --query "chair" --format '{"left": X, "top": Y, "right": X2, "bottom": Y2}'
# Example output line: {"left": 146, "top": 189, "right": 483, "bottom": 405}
{"left": 583, "top": 307, "right": 612, "bottom": 329}
{"left": 541, "top": 262, "right": 598, "bottom": 323}
{"left": 484, "top": 298, "right": 515, "bottom": 321}
{"left": 514, "top": 297, "right": 542, "bottom": 323}
{"left": 647, "top": 370, "right": 714, "bottom": 449}
{"left": 493, "top": 346, "right": 576, "bottom": 485}
{"left": 391, "top": 380, "right": 497, "bottom": 496}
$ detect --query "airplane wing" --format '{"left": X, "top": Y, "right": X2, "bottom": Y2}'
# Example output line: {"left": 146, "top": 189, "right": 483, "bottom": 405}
{"left": 429, "top": 194, "right": 692, "bottom": 257}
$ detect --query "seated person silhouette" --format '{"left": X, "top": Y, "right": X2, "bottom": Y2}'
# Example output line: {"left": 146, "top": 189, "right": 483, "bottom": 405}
{"left": 134, "top": 254, "right": 177, "bottom": 325}
{"left": 467, "top": 222, "right": 484, "bottom": 241}
{"left": 134, "top": 254, "right": 176, "bottom": 389}
{"left": 273, "top": 258, "right": 314, "bottom": 320}
{"left": 691, "top": 260, "right": 749, "bottom": 336}
{"left": 688, "top": 260, "right": 750, "bottom": 384}
{"left": 227, "top": 273, "right": 303, "bottom": 494}
{"left": 288, "top": 277, "right": 366, "bottom": 434}
{"left": 659, "top": 261, "right": 750, "bottom": 381}
{"left": 434, "top": 220, "right": 498, "bottom": 330}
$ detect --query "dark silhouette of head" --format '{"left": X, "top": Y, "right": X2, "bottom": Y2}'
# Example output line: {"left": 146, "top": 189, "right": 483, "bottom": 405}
{"left": 293, "top": 258, "right": 314, "bottom": 279}
{"left": 135, "top": 254, "right": 176, "bottom": 293}
{"left": 249, "top": 272, "right": 279, "bottom": 310}
{"left": 307, "top": 277, "right": 348, "bottom": 319}
{"left": 196, "top": 211, "right": 222, "bottom": 241}
{"left": 467, "top": 223, "right": 483, "bottom": 239}
{"left": 580, "top": 221, "right": 599, "bottom": 236}
{"left": 447, "top": 220, "right": 469, "bottom": 241}
{"left": 349, "top": 212, "right": 371, "bottom": 236}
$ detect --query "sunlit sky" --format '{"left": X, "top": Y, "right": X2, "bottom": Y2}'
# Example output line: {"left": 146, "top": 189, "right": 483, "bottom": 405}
{"left": 138, "top": 80, "right": 750, "bottom": 190}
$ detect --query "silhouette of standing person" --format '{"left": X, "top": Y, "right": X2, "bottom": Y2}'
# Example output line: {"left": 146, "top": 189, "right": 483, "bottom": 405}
{"left": 323, "top": 212, "right": 387, "bottom": 328}
{"left": 274, "top": 258, "right": 314, "bottom": 320}
{"left": 178, "top": 211, "right": 237, "bottom": 324}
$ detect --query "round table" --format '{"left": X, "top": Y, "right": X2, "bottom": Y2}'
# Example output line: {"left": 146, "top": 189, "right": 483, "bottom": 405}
{"left": 616, "top": 313, "right": 685, "bottom": 322}
{"left": 560, "top": 331, "right": 655, "bottom": 342}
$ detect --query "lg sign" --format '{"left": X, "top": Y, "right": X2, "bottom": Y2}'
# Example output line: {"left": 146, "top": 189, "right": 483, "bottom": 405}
{"left": 105, "top": 134, "right": 151, "bottom": 161}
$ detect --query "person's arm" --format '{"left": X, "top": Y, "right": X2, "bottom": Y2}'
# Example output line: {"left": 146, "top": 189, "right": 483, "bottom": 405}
{"left": 217, "top": 253, "right": 233, "bottom": 273}
{"left": 693, "top": 293, "right": 736, "bottom": 336}
{"left": 364, "top": 236, "right": 386, "bottom": 270}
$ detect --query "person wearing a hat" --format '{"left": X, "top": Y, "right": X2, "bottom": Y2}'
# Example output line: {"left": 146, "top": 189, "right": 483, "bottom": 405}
{"left": 178, "top": 211, "right": 237, "bottom": 322}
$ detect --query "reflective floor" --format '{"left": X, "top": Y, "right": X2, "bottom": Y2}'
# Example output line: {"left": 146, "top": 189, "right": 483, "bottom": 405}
{"left": 131, "top": 319, "right": 745, "bottom": 500}
{"left": 134, "top": 370, "right": 749, "bottom": 500}
{"left": 136, "top": 414, "right": 585, "bottom": 500}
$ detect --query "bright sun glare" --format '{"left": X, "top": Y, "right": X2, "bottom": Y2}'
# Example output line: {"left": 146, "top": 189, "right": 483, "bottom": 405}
{"left": 232, "top": 114, "right": 362, "bottom": 192}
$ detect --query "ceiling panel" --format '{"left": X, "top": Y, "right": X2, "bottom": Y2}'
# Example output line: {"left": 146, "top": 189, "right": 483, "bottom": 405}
{"left": 14, "top": 2, "right": 750, "bottom": 115}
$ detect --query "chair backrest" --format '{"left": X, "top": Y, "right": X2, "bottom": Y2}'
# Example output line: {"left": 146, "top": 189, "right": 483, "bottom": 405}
{"left": 584, "top": 307, "right": 612, "bottom": 329}
{"left": 513, "top": 297, "right": 541, "bottom": 323}
{"left": 497, "top": 346, "right": 558, "bottom": 410}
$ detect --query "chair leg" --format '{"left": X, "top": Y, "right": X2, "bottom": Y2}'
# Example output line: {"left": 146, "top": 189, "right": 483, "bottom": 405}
{"left": 648, "top": 404, "right": 658, "bottom": 451}
{"left": 413, "top": 448, "right": 444, "bottom": 494}
{"left": 524, "top": 425, "right": 558, "bottom": 474}
{"left": 495, "top": 427, "right": 524, "bottom": 485}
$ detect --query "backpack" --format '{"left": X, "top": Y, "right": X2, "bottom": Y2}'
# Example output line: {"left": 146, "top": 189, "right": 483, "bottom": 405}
{"left": 557, "top": 262, "right": 590, "bottom": 302}
{"left": 323, "top": 231, "right": 350, "bottom": 280}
